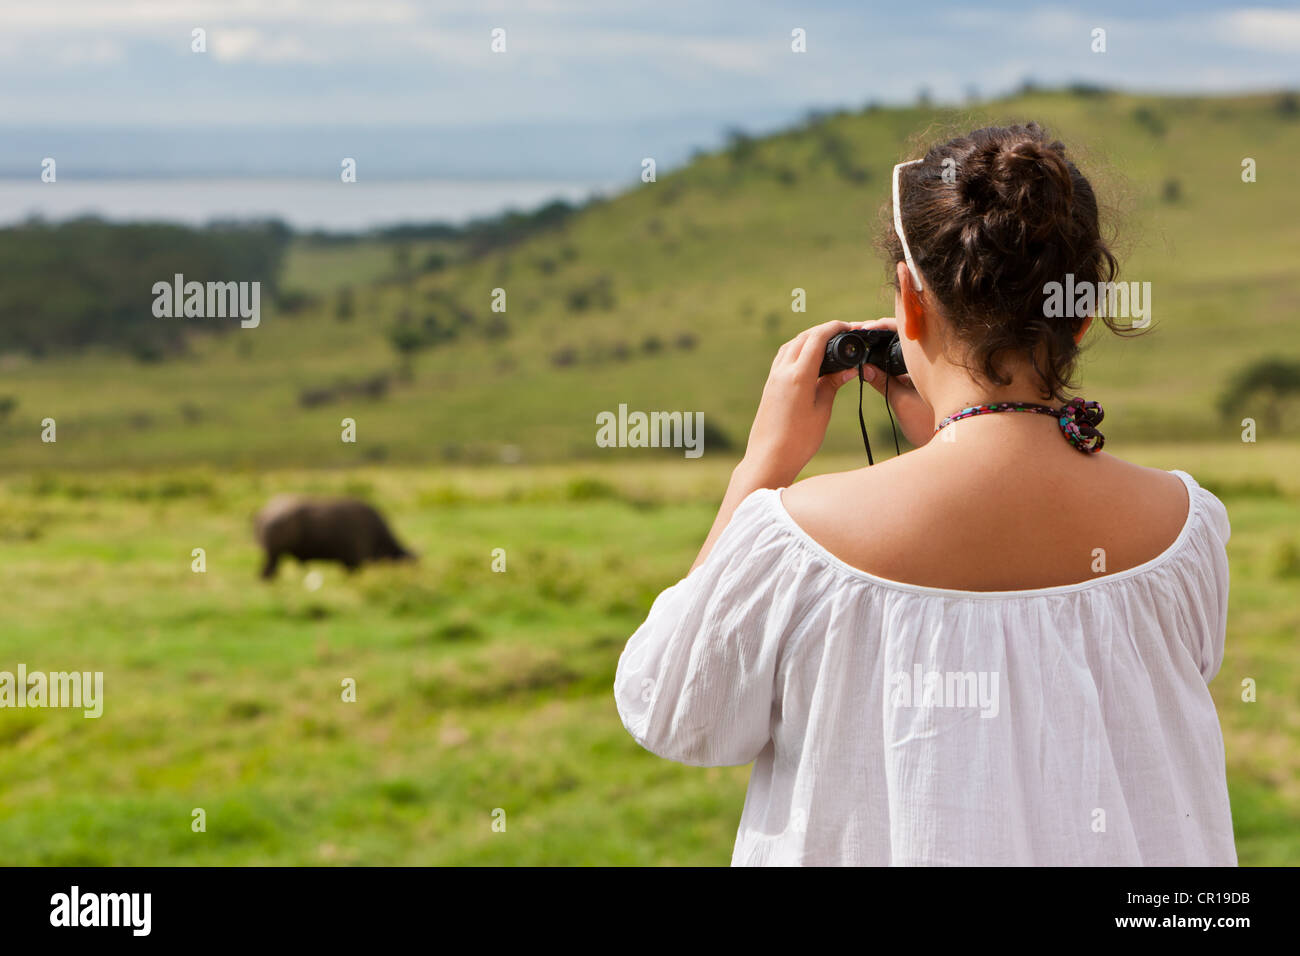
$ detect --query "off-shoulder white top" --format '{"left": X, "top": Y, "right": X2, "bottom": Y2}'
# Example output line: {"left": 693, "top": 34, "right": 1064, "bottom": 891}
{"left": 614, "top": 469, "right": 1237, "bottom": 866}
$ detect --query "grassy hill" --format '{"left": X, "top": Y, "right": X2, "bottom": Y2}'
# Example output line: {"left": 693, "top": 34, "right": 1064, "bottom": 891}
{"left": 3, "top": 89, "right": 1299, "bottom": 471}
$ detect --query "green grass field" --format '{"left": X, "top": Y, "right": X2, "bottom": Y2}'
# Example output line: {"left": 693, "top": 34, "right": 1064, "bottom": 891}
{"left": 0, "top": 444, "right": 1296, "bottom": 865}
{"left": 0, "top": 90, "right": 1297, "bottom": 864}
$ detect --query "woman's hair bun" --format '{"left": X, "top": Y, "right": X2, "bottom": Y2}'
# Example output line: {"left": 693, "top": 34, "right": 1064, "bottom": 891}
{"left": 959, "top": 130, "right": 1074, "bottom": 240}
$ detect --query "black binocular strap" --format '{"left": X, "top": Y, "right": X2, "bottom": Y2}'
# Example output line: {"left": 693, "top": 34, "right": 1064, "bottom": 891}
{"left": 857, "top": 362, "right": 902, "bottom": 466}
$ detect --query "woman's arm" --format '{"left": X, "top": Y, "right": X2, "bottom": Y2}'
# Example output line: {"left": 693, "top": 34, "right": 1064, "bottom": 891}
{"left": 690, "top": 320, "right": 862, "bottom": 571}
{"left": 618, "top": 479, "right": 800, "bottom": 766}
{"left": 690, "top": 459, "right": 790, "bottom": 572}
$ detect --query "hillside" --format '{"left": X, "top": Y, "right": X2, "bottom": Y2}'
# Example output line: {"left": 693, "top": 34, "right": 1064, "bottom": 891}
{"left": 2, "top": 89, "right": 1298, "bottom": 471}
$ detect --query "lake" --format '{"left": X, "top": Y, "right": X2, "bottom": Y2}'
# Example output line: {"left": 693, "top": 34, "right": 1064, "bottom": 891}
{"left": 0, "top": 177, "right": 623, "bottom": 232}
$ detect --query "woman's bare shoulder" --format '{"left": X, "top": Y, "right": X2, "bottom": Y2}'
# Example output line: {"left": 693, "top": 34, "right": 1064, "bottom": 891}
{"left": 780, "top": 455, "right": 932, "bottom": 542}
{"left": 778, "top": 449, "right": 1194, "bottom": 590}
{"left": 781, "top": 461, "right": 890, "bottom": 513}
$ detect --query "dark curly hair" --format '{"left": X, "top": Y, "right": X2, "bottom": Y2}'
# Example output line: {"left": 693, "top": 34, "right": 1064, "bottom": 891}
{"left": 879, "top": 122, "right": 1127, "bottom": 401}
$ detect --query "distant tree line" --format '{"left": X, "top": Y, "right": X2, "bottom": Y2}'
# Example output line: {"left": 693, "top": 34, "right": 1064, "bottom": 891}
{"left": 0, "top": 217, "right": 291, "bottom": 359}
{"left": 299, "top": 199, "right": 579, "bottom": 260}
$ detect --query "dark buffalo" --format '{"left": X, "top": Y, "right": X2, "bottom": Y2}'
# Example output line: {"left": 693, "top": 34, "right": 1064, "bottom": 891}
{"left": 254, "top": 495, "right": 415, "bottom": 580}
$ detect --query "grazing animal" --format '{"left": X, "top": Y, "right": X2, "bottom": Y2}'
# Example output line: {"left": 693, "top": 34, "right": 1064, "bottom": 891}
{"left": 254, "top": 495, "right": 415, "bottom": 580}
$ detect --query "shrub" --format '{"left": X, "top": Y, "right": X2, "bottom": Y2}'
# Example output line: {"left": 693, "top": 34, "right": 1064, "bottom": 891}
{"left": 566, "top": 275, "right": 616, "bottom": 313}
{"left": 701, "top": 418, "right": 734, "bottom": 452}
{"left": 724, "top": 128, "right": 757, "bottom": 165}
{"left": 130, "top": 339, "right": 166, "bottom": 363}
{"left": 566, "top": 476, "right": 619, "bottom": 501}
{"left": 1067, "top": 82, "right": 1112, "bottom": 98}
{"left": 387, "top": 323, "right": 421, "bottom": 357}
{"left": 434, "top": 610, "right": 483, "bottom": 642}
{"left": 276, "top": 289, "right": 313, "bottom": 315}
{"left": 1275, "top": 540, "right": 1300, "bottom": 579}
{"left": 1133, "top": 106, "right": 1166, "bottom": 137}
{"left": 298, "top": 374, "right": 391, "bottom": 408}
{"left": 1218, "top": 358, "right": 1300, "bottom": 431}
{"left": 386, "top": 309, "right": 459, "bottom": 357}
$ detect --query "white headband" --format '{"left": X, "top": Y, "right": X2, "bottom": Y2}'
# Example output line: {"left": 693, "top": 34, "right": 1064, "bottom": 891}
{"left": 893, "top": 159, "right": 924, "bottom": 292}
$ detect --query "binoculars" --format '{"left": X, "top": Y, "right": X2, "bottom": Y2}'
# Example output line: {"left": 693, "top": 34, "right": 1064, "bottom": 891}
{"left": 819, "top": 329, "right": 907, "bottom": 377}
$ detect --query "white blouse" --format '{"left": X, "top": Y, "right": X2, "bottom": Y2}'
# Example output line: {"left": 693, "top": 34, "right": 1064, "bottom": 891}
{"left": 614, "top": 469, "right": 1237, "bottom": 866}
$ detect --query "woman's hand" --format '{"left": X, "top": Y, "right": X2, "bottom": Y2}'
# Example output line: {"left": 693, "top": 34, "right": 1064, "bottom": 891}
{"left": 693, "top": 318, "right": 934, "bottom": 572}
{"left": 855, "top": 317, "right": 936, "bottom": 448}
{"left": 738, "top": 320, "right": 863, "bottom": 487}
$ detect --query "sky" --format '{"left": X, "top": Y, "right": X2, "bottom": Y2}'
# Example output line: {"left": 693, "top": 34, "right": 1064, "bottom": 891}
{"left": 0, "top": 0, "right": 1297, "bottom": 179}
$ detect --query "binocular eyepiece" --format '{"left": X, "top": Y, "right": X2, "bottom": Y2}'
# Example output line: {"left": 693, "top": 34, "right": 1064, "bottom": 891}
{"left": 819, "top": 329, "right": 907, "bottom": 378}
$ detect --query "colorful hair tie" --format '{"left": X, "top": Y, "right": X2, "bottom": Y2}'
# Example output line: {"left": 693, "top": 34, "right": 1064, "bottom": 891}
{"left": 1057, "top": 397, "right": 1105, "bottom": 453}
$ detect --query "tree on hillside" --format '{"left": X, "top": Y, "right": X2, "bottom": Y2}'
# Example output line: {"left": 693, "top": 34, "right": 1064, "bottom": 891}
{"left": 1218, "top": 358, "right": 1300, "bottom": 432}
{"left": 335, "top": 285, "right": 355, "bottom": 322}
{"left": 724, "top": 128, "right": 757, "bottom": 166}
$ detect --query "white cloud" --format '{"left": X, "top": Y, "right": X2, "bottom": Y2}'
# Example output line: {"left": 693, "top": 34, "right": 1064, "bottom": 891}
{"left": 675, "top": 37, "right": 770, "bottom": 74}
{"left": 410, "top": 25, "right": 772, "bottom": 73}
{"left": 0, "top": 0, "right": 418, "bottom": 28}
{"left": 54, "top": 37, "right": 126, "bottom": 66}
{"left": 513, "top": 28, "right": 772, "bottom": 73}
{"left": 211, "top": 28, "right": 328, "bottom": 63}
{"left": 1220, "top": 8, "right": 1300, "bottom": 53}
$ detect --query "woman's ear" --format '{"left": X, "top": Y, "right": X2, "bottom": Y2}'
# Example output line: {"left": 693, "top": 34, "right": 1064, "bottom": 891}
{"left": 1074, "top": 315, "right": 1094, "bottom": 344}
{"left": 896, "top": 260, "right": 925, "bottom": 342}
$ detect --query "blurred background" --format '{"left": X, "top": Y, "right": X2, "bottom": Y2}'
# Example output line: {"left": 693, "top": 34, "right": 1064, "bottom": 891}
{"left": 0, "top": 0, "right": 1297, "bottom": 864}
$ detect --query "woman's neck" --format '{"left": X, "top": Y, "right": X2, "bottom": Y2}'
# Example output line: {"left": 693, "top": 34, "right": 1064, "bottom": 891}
{"left": 922, "top": 369, "right": 1060, "bottom": 428}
